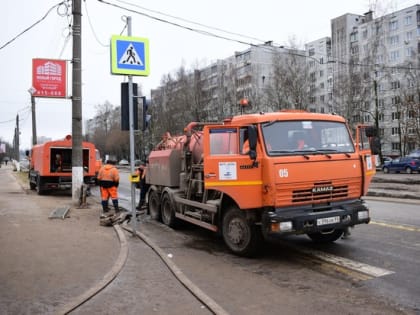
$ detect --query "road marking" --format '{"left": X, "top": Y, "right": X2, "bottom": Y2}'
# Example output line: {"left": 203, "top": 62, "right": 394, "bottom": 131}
{"left": 295, "top": 247, "right": 394, "bottom": 278}
{"left": 370, "top": 220, "right": 420, "bottom": 232}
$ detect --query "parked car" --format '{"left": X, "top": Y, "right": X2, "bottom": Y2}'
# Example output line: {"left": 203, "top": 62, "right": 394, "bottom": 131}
{"left": 382, "top": 156, "right": 420, "bottom": 174}
{"left": 408, "top": 149, "right": 420, "bottom": 158}
{"left": 118, "top": 159, "right": 129, "bottom": 166}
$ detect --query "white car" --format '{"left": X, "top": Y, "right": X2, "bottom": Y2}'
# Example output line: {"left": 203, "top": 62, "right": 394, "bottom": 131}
{"left": 118, "top": 159, "right": 129, "bottom": 166}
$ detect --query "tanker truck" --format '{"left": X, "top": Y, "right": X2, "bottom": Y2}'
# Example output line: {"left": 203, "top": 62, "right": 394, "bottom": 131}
{"left": 146, "top": 111, "right": 379, "bottom": 256}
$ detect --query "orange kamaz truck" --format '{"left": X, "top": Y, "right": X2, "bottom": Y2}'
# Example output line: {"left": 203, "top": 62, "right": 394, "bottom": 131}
{"left": 28, "top": 135, "right": 97, "bottom": 194}
{"left": 146, "top": 111, "right": 380, "bottom": 256}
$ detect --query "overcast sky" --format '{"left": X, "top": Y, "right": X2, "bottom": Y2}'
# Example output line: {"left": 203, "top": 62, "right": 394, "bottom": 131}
{"left": 0, "top": 0, "right": 417, "bottom": 150}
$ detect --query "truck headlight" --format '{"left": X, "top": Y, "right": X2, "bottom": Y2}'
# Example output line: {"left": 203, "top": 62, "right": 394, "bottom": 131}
{"left": 358, "top": 210, "right": 369, "bottom": 220}
{"left": 271, "top": 221, "right": 293, "bottom": 232}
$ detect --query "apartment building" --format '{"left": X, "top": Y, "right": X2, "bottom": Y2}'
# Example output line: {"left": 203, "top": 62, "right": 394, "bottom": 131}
{"left": 150, "top": 5, "right": 420, "bottom": 156}
{"left": 331, "top": 6, "right": 420, "bottom": 156}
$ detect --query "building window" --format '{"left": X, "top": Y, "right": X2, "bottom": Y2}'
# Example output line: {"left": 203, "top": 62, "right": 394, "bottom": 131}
{"left": 319, "top": 57, "right": 324, "bottom": 64}
{"left": 362, "top": 29, "right": 368, "bottom": 39}
{"left": 379, "top": 128, "right": 385, "bottom": 137}
{"left": 408, "top": 110, "right": 416, "bottom": 118}
{"left": 379, "top": 113, "right": 384, "bottom": 121}
{"left": 404, "top": 15, "right": 412, "bottom": 26}
{"left": 319, "top": 70, "right": 324, "bottom": 77}
{"left": 310, "top": 72, "right": 316, "bottom": 81}
{"left": 391, "top": 96, "right": 401, "bottom": 105}
{"left": 363, "top": 44, "right": 370, "bottom": 53}
{"left": 408, "top": 79, "right": 415, "bottom": 88}
{"left": 350, "top": 45, "right": 359, "bottom": 54}
{"left": 320, "top": 95, "right": 325, "bottom": 103}
{"left": 350, "top": 32, "right": 358, "bottom": 42}
{"left": 391, "top": 127, "right": 400, "bottom": 135}
{"left": 390, "top": 35, "right": 399, "bottom": 46}
{"left": 406, "top": 47, "right": 413, "bottom": 57}
{"left": 309, "top": 48, "right": 315, "bottom": 56}
{"left": 392, "top": 111, "right": 401, "bottom": 120}
{"left": 390, "top": 50, "right": 400, "bottom": 62}
{"left": 392, "top": 142, "right": 400, "bottom": 151}
{"left": 389, "top": 20, "right": 398, "bottom": 31}
{"left": 406, "top": 31, "right": 413, "bottom": 41}
{"left": 391, "top": 81, "right": 400, "bottom": 89}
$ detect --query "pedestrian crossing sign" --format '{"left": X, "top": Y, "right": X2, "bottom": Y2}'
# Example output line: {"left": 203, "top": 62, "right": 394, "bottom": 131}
{"left": 111, "top": 35, "right": 150, "bottom": 76}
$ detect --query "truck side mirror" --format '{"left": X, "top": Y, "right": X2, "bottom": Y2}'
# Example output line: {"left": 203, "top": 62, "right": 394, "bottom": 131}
{"left": 25, "top": 150, "right": 30, "bottom": 157}
{"left": 365, "top": 126, "right": 377, "bottom": 137}
{"left": 248, "top": 125, "right": 258, "bottom": 162}
{"left": 370, "top": 137, "right": 381, "bottom": 155}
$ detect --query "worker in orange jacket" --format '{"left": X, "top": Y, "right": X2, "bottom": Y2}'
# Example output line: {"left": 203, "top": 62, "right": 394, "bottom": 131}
{"left": 97, "top": 159, "right": 120, "bottom": 217}
{"left": 136, "top": 160, "right": 150, "bottom": 210}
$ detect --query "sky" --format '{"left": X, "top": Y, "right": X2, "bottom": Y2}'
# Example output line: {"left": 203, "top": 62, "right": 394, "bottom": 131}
{"left": 0, "top": 0, "right": 418, "bottom": 151}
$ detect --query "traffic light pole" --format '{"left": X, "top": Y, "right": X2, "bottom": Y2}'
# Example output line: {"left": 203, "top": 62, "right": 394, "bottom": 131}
{"left": 127, "top": 17, "right": 138, "bottom": 235}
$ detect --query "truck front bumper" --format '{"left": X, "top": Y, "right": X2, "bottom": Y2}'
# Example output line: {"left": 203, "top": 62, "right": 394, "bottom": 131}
{"left": 263, "top": 199, "right": 370, "bottom": 235}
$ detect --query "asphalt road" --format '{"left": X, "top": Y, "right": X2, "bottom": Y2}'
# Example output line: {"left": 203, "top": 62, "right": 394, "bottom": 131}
{"left": 86, "top": 169, "right": 420, "bottom": 314}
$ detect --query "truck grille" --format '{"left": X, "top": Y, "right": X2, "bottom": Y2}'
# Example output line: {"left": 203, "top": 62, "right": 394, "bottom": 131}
{"left": 276, "top": 179, "right": 361, "bottom": 205}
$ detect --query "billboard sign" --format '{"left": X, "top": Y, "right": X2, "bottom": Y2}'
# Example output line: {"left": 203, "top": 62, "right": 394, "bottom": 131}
{"left": 32, "top": 59, "right": 67, "bottom": 98}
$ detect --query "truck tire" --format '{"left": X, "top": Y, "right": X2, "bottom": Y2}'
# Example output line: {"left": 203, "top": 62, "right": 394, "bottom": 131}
{"left": 161, "top": 193, "right": 178, "bottom": 228}
{"left": 148, "top": 190, "right": 161, "bottom": 221}
{"left": 383, "top": 167, "right": 389, "bottom": 173}
{"left": 307, "top": 229, "right": 343, "bottom": 243}
{"left": 36, "top": 176, "right": 45, "bottom": 195}
{"left": 405, "top": 167, "right": 412, "bottom": 174}
{"left": 222, "top": 206, "right": 262, "bottom": 257}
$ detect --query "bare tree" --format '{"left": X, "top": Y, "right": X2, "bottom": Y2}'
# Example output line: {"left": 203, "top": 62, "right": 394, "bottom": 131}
{"left": 264, "top": 46, "right": 311, "bottom": 111}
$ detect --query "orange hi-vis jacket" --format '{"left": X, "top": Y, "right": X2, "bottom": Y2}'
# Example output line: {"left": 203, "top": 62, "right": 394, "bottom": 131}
{"left": 97, "top": 164, "right": 119, "bottom": 188}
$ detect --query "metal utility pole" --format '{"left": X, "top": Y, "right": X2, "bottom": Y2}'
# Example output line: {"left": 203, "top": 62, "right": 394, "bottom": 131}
{"left": 15, "top": 114, "right": 19, "bottom": 160}
{"left": 30, "top": 94, "right": 37, "bottom": 145}
{"left": 126, "top": 16, "right": 138, "bottom": 234}
{"left": 71, "top": 0, "right": 83, "bottom": 204}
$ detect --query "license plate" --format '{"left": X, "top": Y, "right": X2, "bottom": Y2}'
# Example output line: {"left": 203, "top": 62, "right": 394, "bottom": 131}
{"left": 317, "top": 216, "right": 340, "bottom": 226}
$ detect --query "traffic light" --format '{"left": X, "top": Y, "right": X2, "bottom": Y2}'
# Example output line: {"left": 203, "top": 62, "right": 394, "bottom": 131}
{"left": 141, "top": 96, "right": 151, "bottom": 131}
{"left": 121, "top": 82, "right": 138, "bottom": 131}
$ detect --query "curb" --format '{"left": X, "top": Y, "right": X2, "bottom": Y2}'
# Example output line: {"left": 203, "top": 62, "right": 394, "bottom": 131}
{"left": 55, "top": 225, "right": 129, "bottom": 314}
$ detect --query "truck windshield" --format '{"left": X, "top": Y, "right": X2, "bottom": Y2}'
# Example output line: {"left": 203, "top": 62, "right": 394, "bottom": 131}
{"left": 261, "top": 120, "right": 354, "bottom": 156}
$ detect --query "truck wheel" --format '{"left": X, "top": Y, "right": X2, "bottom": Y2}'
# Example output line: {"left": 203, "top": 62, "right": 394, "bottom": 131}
{"left": 148, "top": 190, "right": 161, "bottom": 221}
{"left": 161, "top": 193, "right": 178, "bottom": 228}
{"left": 307, "top": 229, "right": 343, "bottom": 243}
{"left": 405, "top": 167, "right": 412, "bottom": 174}
{"left": 222, "top": 207, "right": 261, "bottom": 257}
{"left": 36, "top": 176, "right": 45, "bottom": 195}
{"left": 383, "top": 167, "right": 389, "bottom": 173}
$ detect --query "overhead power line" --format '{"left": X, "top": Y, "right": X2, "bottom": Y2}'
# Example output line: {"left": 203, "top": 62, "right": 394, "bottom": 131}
{"left": 0, "top": 1, "right": 66, "bottom": 51}
{"left": 97, "top": 0, "right": 420, "bottom": 72}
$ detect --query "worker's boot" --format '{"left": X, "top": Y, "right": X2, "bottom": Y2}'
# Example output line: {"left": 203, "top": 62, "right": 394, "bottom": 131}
{"left": 101, "top": 201, "right": 110, "bottom": 218}
{"left": 113, "top": 200, "right": 120, "bottom": 213}
{"left": 136, "top": 200, "right": 143, "bottom": 210}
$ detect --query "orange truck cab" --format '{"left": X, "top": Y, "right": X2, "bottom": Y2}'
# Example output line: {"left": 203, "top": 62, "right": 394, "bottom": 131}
{"left": 146, "top": 111, "right": 380, "bottom": 256}
{"left": 28, "top": 135, "right": 97, "bottom": 194}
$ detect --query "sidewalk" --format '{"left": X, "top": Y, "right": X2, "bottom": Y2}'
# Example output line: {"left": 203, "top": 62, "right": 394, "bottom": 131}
{"left": 0, "top": 164, "right": 120, "bottom": 314}
{"left": 367, "top": 171, "right": 420, "bottom": 201}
